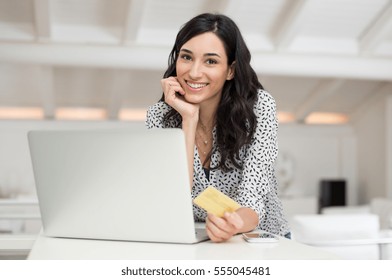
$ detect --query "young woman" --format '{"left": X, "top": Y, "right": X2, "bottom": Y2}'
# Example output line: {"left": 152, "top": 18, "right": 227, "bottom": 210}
{"left": 146, "top": 13, "right": 290, "bottom": 242}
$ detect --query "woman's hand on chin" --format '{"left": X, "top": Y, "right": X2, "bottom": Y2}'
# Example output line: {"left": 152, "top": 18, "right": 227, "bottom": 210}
{"left": 161, "top": 77, "right": 199, "bottom": 121}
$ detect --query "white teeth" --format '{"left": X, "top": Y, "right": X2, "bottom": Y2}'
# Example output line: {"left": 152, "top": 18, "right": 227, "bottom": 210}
{"left": 187, "top": 82, "right": 207, "bottom": 89}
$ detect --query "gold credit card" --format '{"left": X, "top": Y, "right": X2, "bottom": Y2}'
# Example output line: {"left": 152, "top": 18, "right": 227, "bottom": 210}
{"left": 193, "top": 186, "right": 241, "bottom": 217}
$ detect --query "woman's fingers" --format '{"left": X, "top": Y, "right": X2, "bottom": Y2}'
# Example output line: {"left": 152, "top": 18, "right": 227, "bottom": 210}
{"left": 223, "top": 212, "right": 244, "bottom": 231}
{"left": 161, "top": 77, "right": 185, "bottom": 100}
{"left": 161, "top": 77, "right": 200, "bottom": 121}
{"left": 161, "top": 77, "right": 190, "bottom": 113}
{"left": 206, "top": 227, "right": 225, "bottom": 243}
{"left": 206, "top": 216, "right": 230, "bottom": 242}
{"left": 206, "top": 212, "right": 244, "bottom": 242}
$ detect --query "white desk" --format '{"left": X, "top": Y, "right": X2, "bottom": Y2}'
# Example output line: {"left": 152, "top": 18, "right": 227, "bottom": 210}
{"left": 28, "top": 231, "right": 339, "bottom": 260}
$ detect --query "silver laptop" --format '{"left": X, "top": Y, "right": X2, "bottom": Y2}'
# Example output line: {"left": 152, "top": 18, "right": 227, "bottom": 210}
{"left": 28, "top": 128, "right": 209, "bottom": 244}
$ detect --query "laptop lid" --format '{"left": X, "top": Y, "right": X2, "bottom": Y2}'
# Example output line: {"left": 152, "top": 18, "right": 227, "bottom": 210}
{"left": 28, "top": 128, "right": 208, "bottom": 244}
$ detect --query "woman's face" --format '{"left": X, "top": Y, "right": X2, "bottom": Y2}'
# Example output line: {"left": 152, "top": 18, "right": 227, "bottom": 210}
{"left": 176, "top": 32, "right": 234, "bottom": 106}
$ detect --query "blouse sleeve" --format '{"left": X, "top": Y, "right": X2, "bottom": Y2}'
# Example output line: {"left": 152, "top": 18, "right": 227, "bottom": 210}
{"left": 234, "top": 90, "right": 279, "bottom": 219}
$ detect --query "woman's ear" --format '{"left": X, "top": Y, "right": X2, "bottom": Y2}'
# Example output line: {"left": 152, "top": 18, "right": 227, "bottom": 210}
{"left": 226, "top": 61, "right": 236, "bottom": 80}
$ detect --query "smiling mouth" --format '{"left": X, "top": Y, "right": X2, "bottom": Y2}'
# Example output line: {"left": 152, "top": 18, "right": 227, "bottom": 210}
{"left": 186, "top": 81, "right": 209, "bottom": 89}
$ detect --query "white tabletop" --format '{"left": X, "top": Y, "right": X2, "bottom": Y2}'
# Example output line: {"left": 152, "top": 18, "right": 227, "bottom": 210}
{"left": 28, "top": 231, "right": 339, "bottom": 260}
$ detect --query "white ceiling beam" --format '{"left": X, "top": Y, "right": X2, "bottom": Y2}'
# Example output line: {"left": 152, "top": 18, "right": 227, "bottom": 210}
{"left": 33, "top": 0, "right": 51, "bottom": 41}
{"left": 359, "top": 2, "right": 392, "bottom": 53}
{"left": 270, "top": 0, "right": 308, "bottom": 50}
{"left": 122, "top": 0, "right": 145, "bottom": 44}
{"left": 0, "top": 43, "right": 169, "bottom": 70}
{"left": 251, "top": 52, "right": 392, "bottom": 81}
{"left": 293, "top": 79, "right": 345, "bottom": 122}
{"left": 201, "top": 0, "right": 230, "bottom": 14}
{"left": 348, "top": 82, "right": 392, "bottom": 123}
{"left": 1, "top": 43, "right": 392, "bottom": 81}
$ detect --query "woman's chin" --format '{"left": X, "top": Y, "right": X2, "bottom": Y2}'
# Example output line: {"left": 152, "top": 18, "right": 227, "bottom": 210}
{"left": 183, "top": 94, "right": 202, "bottom": 104}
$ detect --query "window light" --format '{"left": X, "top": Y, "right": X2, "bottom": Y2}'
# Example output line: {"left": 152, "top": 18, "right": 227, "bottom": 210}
{"left": 277, "top": 111, "right": 295, "bottom": 124}
{"left": 305, "top": 112, "right": 348, "bottom": 124}
{"left": 0, "top": 107, "right": 44, "bottom": 120}
{"left": 118, "top": 108, "right": 147, "bottom": 121}
{"left": 55, "top": 107, "right": 107, "bottom": 121}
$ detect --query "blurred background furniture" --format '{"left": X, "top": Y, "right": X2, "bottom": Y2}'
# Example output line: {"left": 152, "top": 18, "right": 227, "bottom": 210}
{"left": 291, "top": 198, "right": 392, "bottom": 260}
{"left": 290, "top": 213, "right": 392, "bottom": 259}
{"left": 0, "top": 197, "right": 41, "bottom": 259}
{"left": 370, "top": 198, "right": 392, "bottom": 230}
{"left": 318, "top": 179, "right": 346, "bottom": 213}
{"left": 281, "top": 196, "right": 318, "bottom": 226}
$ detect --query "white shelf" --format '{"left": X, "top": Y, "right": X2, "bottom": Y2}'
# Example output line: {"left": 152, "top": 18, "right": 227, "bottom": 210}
{"left": 0, "top": 234, "right": 37, "bottom": 250}
{"left": 0, "top": 198, "right": 38, "bottom": 206}
{"left": 0, "top": 213, "right": 40, "bottom": 220}
{"left": 0, "top": 198, "right": 41, "bottom": 235}
{"left": 0, "top": 198, "right": 40, "bottom": 219}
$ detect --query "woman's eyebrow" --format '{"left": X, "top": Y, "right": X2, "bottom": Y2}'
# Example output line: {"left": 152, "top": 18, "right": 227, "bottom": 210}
{"left": 205, "top": 52, "right": 221, "bottom": 58}
{"left": 180, "top": 48, "right": 221, "bottom": 58}
{"left": 180, "top": 48, "right": 193, "bottom": 54}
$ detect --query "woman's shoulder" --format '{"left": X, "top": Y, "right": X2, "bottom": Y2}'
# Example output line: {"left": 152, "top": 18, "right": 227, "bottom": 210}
{"left": 146, "top": 101, "right": 172, "bottom": 128}
{"left": 147, "top": 101, "right": 172, "bottom": 117}
{"left": 256, "top": 88, "right": 276, "bottom": 105}
{"left": 148, "top": 100, "right": 171, "bottom": 112}
{"left": 254, "top": 88, "right": 277, "bottom": 113}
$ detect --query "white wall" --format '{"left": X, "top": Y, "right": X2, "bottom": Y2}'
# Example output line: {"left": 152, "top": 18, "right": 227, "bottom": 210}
{"left": 353, "top": 93, "right": 392, "bottom": 203}
{"left": 278, "top": 124, "right": 357, "bottom": 205}
{"left": 387, "top": 94, "right": 392, "bottom": 199}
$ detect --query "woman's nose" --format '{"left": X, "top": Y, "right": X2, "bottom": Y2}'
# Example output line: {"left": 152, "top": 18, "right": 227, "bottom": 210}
{"left": 189, "top": 62, "right": 202, "bottom": 80}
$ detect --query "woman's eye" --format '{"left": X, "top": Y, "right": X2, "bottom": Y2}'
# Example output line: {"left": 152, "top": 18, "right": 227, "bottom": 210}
{"left": 206, "top": 59, "right": 217, "bottom": 65}
{"left": 180, "top": 54, "right": 192, "bottom": 61}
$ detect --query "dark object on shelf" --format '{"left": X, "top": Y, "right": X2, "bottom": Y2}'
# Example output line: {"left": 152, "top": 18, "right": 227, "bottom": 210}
{"left": 319, "top": 179, "right": 346, "bottom": 213}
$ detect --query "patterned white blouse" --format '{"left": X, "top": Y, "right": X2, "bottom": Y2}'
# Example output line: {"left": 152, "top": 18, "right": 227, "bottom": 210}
{"left": 146, "top": 89, "right": 290, "bottom": 237}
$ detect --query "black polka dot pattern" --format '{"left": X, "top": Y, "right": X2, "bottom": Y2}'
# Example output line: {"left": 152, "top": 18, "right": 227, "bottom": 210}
{"left": 146, "top": 89, "right": 290, "bottom": 237}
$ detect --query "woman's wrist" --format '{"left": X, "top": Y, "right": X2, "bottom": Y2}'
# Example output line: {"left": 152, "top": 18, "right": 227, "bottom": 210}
{"left": 235, "top": 207, "right": 259, "bottom": 233}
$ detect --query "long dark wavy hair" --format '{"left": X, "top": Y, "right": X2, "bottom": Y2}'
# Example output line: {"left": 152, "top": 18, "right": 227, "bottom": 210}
{"left": 160, "top": 13, "right": 263, "bottom": 172}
